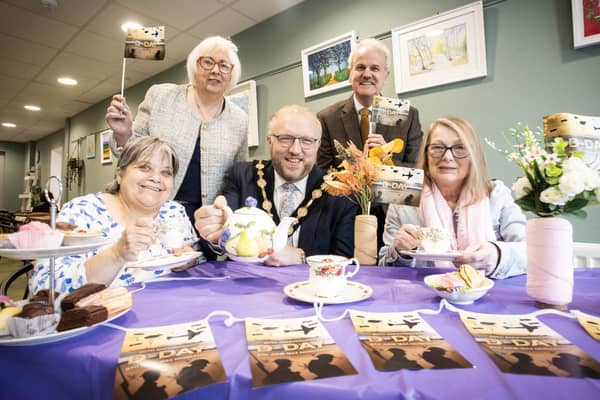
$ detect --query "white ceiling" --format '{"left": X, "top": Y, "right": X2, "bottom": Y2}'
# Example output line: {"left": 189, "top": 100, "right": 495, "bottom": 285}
{"left": 0, "top": 0, "right": 304, "bottom": 143}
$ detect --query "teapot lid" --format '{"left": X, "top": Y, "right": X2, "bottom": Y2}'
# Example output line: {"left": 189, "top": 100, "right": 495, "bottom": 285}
{"left": 232, "top": 196, "right": 269, "bottom": 218}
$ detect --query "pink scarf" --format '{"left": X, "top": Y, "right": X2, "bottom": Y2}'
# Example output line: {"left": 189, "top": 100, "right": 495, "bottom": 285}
{"left": 419, "top": 183, "right": 495, "bottom": 251}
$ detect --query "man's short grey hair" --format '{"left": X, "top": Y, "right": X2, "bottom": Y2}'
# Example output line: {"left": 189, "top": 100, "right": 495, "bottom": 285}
{"left": 186, "top": 36, "right": 241, "bottom": 92}
{"left": 348, "top": 38, "right": 391, "bottom": 71}
{"left": 267, "top": 105, "right": 322, "bottom": 139}
{"left": 105, "top": 136, "right": 179, "bottom": 194}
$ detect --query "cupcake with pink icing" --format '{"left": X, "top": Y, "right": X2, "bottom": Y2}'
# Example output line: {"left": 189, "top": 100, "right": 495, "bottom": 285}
{"left": 9, "top": 221, "right": 64, "bottom": 249}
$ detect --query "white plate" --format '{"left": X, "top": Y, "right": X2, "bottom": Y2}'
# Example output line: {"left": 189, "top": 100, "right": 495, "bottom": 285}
{"left": 62, "top": 232, "right": 104, "bottom": 246}
{"left": 0, "top": 307, "right": 130, "bottom": 346}
{"left": 424, "top": 273, "right": 494, "bottom": 305}
{"left": 128, "top": 251, "right": 203, "bottom": 271}
{"left": 399, "top": 250, "right": 463, "bottom": 262}
{"left": 284, "top": 280, "right": 373, "bottom": 304}
{"left": 0, "top": 239, "right": 112, "bottom": 260}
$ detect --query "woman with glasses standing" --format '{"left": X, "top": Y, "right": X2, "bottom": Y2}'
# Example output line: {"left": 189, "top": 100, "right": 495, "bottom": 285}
{"left": 105, "top": 36, "right": 248, "bottom": 225}
{"left": 379, "top": 116, "right": 526, "bottom": 279}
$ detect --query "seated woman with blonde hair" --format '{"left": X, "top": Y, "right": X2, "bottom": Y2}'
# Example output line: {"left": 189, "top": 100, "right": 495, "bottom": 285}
{"left": 30, "top": 137, "right": 199, "bottom": 294}
{"left": 379, "top": 116, "right": 526, "bottom": 279}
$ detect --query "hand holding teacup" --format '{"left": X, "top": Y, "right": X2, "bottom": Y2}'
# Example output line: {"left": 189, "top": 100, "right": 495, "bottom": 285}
{"left": 307, "top": 255, "right": 360, "bottom": 298}
{"left": 113, "top": 217, "right": 157, "bottom": 262}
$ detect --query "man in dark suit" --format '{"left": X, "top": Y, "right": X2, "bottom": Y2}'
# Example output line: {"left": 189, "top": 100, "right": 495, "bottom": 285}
{"left": 317, "top": 38, "right": 423, "bottom": 169}
{"left": 194, "top": 105, "right": 358, "bottom": 266}
{"left": 317, "top": 38, "right": 423, "bottom": 254}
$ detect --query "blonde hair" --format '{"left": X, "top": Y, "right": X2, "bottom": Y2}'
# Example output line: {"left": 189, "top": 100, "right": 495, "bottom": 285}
{"left": 417, "top": 116, "right": 492, "bottom": 205}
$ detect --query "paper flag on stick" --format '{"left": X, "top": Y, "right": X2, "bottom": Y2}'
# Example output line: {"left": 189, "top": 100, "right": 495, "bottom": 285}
{"left": 124, "top": 26, "right": 165, "bottom": 60}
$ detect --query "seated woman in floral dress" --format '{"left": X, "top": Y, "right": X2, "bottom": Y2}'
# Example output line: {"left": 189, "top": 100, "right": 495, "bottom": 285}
{"left": 30, "top": 137, "right": 199, "bottom": 294}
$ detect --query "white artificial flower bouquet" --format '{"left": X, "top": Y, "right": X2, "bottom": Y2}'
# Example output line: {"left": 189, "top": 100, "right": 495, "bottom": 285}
{"left": 487, "top": 123, "right": 600, "bottom": 217}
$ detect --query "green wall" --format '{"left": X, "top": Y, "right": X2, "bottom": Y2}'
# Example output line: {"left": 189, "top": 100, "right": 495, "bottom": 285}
{"left": 0, "top": 141, "right": 27, "bottom": 211}
{"left": 41, "top": 0, "right": 600, "bottom": 241}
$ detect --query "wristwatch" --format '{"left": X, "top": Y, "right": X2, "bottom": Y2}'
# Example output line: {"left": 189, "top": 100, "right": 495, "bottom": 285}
{"left": 299, "top": 248, "right": 306, "bottom": 264}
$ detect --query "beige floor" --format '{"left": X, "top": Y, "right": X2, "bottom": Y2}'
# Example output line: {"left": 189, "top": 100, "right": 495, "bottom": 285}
{"left": 0, "top": 257, "right": 29, "bottom": 300}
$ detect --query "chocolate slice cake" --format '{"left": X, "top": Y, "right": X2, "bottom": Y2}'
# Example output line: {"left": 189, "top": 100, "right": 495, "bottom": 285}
{"left": 56, "top": 305, "right": 108, "bottom": 331}
{"left": 18, "top": 302, "right": 54, "bottom": 318}
{"left": 30, "top": 289, "right": 59, "bottom": 304}
{"left": 61, "top": 283, "right": 106, "bottom": 311}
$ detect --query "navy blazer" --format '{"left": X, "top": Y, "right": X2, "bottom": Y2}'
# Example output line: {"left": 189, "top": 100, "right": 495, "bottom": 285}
{"left": 222, "top": 160, "right": 358, "bottom": 258}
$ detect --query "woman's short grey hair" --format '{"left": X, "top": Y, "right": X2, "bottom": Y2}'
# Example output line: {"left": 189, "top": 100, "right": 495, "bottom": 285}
{"left": 186, "top": 36, "right": 241, "bottom": 92}
{"left": 105, "top": 136, "right": 179, "bottom": 194}
{"left": 348, "top": 38, "right": 391, "bottom": 71}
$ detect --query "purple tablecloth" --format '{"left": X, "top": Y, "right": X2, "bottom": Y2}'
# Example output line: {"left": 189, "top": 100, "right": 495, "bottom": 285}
{"left": 2, "top": 262, "right": 599, "bottom": 400}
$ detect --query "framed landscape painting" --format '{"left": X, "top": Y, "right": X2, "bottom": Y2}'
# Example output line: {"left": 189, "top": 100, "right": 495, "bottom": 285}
{"left": 227, "top": 80, "right": 259, "bottom": 147}
{"left": 391, "top": 1, "right": 487, "bottom": 94}
{"left": 86, "top": 134, "right": 95, "bottom": 159}
{"left": 301, "top": 31, "right": 356, "bottom": 98}
{"left": 572, "top": 0, "right": 600, "bottom": 49}
{"left": 100, "top": 129, "right": 112, "bottom": 164}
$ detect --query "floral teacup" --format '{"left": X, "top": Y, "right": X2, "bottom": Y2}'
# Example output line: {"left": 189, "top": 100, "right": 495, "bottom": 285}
{"left": 419, "top": 227, "right": 451, "bottom": 253}
{"left": 307, "top": 255, "right": 360, "bottom": 298}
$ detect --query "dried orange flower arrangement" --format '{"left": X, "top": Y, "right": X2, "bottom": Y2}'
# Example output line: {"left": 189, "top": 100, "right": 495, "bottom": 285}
{"left": 323, "top": 139, "right": 404, "bottom": 214}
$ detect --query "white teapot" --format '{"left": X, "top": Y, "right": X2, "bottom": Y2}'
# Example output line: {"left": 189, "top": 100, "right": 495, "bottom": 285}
{"left": 219, "top": 197, "right": 295, "bottom": 262}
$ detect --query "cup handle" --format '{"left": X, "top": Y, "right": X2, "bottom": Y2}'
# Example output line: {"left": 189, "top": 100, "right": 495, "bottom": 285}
{"left": 345, "top": 258, "right": 360, "bottom": 278}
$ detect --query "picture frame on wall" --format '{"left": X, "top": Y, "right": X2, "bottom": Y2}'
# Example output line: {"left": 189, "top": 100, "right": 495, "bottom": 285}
{"left": 571, "top": 0, "right": 600, "bottom": 49}
{"left": 301, "top": 31, "right": 357, "bottom": 98}
{"left": 227, "top": 80, "right": 259, "bottom": 147}
{"left": 86, "top": 134, "right": 95, "bottom": 159}
{"left": 391, "top": 1, "right": 487, "bottom": 94}
{"left": 100, "top": 129, "right": 112, "bottom": 164}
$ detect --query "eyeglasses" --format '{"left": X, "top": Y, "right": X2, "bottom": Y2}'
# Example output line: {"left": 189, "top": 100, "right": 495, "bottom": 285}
{"left": 197, "top": 56, "right": 234, "bottom": 74}
{"left": 270, "top": 134, "right": 319, "bottom": 149}
{"left": 426, "top": 144, "right": 469, "bottom": 159}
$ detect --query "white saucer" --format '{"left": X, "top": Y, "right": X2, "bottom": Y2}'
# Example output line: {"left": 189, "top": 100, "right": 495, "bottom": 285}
{"left": 0, "top": 307, "right": 130, "bottom": 346}
{"left": 284, "top": 280, "right": 373, "bottom": 304}
{"left": 0, "top": 239, "right": 113, "bottom": 260}
{"left": 128, "top": 251, "right": 203, "bottom": 271}
{"left": 226, "top": 254, "right": 267, "bottom": 263}
{"left": 399, "top": 250, "right": 463, "bottom": 262}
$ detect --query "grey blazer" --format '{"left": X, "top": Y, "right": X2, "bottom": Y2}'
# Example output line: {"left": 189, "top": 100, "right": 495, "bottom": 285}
{"left": 317, "top": 95, "right": 423, "bottom": 170}
{"left": 114, "top": 83, "right": 248, "bottom": 205}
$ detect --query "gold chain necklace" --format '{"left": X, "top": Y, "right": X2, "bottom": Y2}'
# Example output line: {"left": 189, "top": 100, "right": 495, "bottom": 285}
{"left": 256, "top": 160, "right": 324, "bottom": 236}
{"left": 191, "top": 86, "right": 223, "bottom": 120}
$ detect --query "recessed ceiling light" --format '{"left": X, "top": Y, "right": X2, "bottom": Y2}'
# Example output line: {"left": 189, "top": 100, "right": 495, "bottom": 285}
{"left": 58, "top": 77, "right": 78, "bottom": 86}
{"left": 121, "top": 21, "right": 142, "bottom": 33}
{"left": 24, "top": 105, "right": 41, "bottom": 111}
{"left": 2, "top": 122, "right": 16, "bottom": 128}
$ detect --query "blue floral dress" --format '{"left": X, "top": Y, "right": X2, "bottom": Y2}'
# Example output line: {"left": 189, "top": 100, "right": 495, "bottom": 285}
{"left": 29, "top": 193, "right": 198, "bottom": 294}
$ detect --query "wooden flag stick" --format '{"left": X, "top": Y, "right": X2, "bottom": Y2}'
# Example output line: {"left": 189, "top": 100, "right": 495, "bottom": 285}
{"left": 120, "top": 58, "right": 127, "bottom": 97}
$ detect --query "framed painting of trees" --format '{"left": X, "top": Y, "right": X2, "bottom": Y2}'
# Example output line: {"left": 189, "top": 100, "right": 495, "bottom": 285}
{"left": 391, "top": 1, "right": 487, "bottom": 94}
{"left": 301, "top": 31, "right": 356, "bottom": 98}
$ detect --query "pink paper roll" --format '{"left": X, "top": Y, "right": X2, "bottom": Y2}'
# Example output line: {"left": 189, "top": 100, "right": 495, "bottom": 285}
{"left": 526, "top": 217, "right": 573, "bottom": 307}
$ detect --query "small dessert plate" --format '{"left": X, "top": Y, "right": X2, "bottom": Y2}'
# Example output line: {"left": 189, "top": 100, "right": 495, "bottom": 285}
{"left": 128, "top": 251, "right": 203, "bottom": 271}
{"left": 400, "top": 250, "right": 463, "bottom": 262}
{"left": 284, "top": 280, "right": 373, "bottom": 304}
